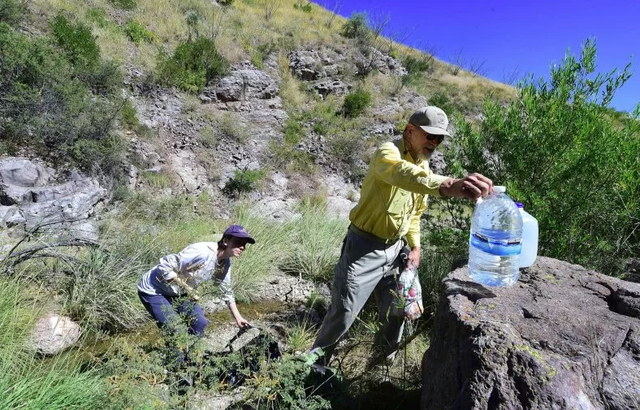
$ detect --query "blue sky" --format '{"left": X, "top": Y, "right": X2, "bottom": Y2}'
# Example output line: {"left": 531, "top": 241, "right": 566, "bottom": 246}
{"left": 311, "top": 0, "right": 639, "bottom": 113}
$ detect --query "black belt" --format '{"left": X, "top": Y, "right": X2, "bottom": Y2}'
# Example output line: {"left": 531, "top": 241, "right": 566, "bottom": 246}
{"left": 348, "top": 224, "right": 400, "bottom": 245}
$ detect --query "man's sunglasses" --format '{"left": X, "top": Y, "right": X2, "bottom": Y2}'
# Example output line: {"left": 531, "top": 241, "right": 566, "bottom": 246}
{"left": 426, "top": 133, "right": 445, "bottom": 144}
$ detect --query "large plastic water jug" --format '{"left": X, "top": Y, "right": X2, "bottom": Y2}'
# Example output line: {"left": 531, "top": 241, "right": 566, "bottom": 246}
{"left": 468, "top": 186, "right": 523, "bottom": 286}
{"left": 514, "top": 202, "right": 538, "bottom": 268}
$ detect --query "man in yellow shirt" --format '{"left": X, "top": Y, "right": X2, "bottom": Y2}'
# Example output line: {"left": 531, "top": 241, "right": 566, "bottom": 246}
{"left": 311, "top": 106, "right": 492, "bottom": 365}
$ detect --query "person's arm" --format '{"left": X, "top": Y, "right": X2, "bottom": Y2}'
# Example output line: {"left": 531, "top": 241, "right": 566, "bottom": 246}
{"left": 228, "top": 302, "right": 249, "bottom": 328}
{"left": 218, "top": 262, "right": 249, "bottom": 328}
{"left": 374, "top": 143, "right": 449, "bottom": 196}
{"left": 438, "top": 173, "right": 493, "bottom": 201}
{"left": 156, "top": 245, "right": 207, "bottom": 293}
{"left": 405, "top": 195, "right": 428, "bottom": 268}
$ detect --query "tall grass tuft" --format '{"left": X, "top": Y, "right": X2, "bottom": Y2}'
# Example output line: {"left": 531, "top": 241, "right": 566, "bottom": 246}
{"left": 280, "top": 205, "right": 348, "bottom": 282}
{"left": 0, "top": 277, "right": 111, "bottom": 409}
{"left": 61, "top": 247, "right": 149, "bottom": 333}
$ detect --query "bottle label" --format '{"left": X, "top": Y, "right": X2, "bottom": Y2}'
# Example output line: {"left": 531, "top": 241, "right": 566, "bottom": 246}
{"left": 470, "top": 232, "right": 522, "bottom": 256}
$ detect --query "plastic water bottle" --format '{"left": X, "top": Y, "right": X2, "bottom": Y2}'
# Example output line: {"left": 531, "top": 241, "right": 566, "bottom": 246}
{"left": 515, "top": 202, "right": 538, "bottom": 268}
{"left": 468, "top": 186, "right": 523, "bottom": 286}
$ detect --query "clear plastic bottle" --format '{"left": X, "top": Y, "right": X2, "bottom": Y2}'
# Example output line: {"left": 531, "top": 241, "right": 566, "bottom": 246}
{"left": 514, "top": 202, "right": 538, "bottom": 268}
{"left": 468, "top": 186, "right": 523, "bottom": 286}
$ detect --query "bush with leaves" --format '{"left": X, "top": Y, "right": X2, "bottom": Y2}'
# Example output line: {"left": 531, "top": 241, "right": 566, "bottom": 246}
{"left": 341, "top": 88, "right": 371, "bottom": 118}
{"left": 0, "top": 0, "right": 25, "bottom": 27}
{"left": 156, "top": 37, "right": 229, "bottom": 93}
{"left": 437, "top": 39, "right": 640, "bottom": 274}
{"left": 0, "top": 22, "right": 123, "bottom": 173}
{"left": 223, "top": 169, "right": 267, "bottom": 196}
{"left": 341, "top": 12, "right": 370, "bottom": 44}
{"left": 124, "top": 19, "right": 157, "bottom": 43}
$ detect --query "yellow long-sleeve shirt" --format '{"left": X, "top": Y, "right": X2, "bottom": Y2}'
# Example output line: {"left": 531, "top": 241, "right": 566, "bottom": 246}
{"left": 349, "top": 139, "right": 450, "bottom": 248}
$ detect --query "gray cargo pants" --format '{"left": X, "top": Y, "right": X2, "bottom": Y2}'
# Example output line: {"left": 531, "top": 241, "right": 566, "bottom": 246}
{"left": 313, "top": 226, "right": 405, "bottom": 364}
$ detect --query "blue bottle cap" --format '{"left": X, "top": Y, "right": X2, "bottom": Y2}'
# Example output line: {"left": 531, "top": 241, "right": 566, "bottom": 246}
{"left": 514, "top": 201, "right": 523, "bottom": 208}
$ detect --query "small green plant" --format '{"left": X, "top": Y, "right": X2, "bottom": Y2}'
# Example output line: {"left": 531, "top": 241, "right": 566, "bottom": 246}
{"left": 109, "top": 0, "right": 137, "bottom": 11}
{"left": 250, "top": 41, "right": 276, "bottom": 68}
{"left": 120, "top": 99, "right": 139, "bottom": 129}
{"left": 341, "top": 89, "right": 371, "bottom": 118}
{"left": 287, "top": 322, "right": 316, "bottom": 352}
{"left": 223, "top": 169, "right": 266, "bottom": 196}
{"left": 428, "top": 92, "right": 457, "bottom": 116}
{"left": 401, "top": 52, "right": 434, "bottom": 88}
{"left": 142, "top": 169, "right": 175, "bottom": 189}
{"left": 124, "top": 19, "right": 156, "bottom": 43}
{"left": 198, "top": 126, "right": 217, "bottom": 148}
{"left": 85, "top": 8, "right": 111, "bottom": 28}
{"left": 156, "top": 37, "right": 229, "bottom": 93}
{"left": 293, "top": 1, "right": 313, "bottom": 12}
{"left": 283, "top": 118, "right": 305, "bottom": 145}
{"left": 341, "top": 12, "right": 370, "bottom": 42}
{"left": 217, "top": 112, "right": 250, "bottom": 143}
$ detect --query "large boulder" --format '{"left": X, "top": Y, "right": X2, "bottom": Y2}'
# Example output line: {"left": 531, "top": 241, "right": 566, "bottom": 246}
{"left": 206, "top": 68, "right": 279, "bottom": 102}
{"left": 421, "top": 257, "right": 640, "bottom": 410}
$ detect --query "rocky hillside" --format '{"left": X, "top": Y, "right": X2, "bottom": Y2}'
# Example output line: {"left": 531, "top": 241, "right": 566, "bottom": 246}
{"left": 6, "top": 0, "right": 512, "bottom": 224}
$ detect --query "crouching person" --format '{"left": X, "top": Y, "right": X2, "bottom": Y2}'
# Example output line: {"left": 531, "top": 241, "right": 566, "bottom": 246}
{"left": 137, "top": 224, "right": 255, "bottom": 337}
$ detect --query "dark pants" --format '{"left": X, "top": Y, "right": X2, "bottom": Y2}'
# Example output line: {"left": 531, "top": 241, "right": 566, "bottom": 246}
{"left": 138, "top": 292, "right": 208, "bottom": 336}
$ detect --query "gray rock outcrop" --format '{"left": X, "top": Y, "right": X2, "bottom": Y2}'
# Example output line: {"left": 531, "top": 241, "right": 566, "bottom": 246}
{"left": 29, "top": 314, "right": 82, "bottom": 356}
{"left": 421, "top": 257, "right": 640, "bottom": 410}
{"left": 0, "top": 157, "right": 107, "bottom": 240}
{"left": 205, "top": 68, "right": 279, "bottom": 103}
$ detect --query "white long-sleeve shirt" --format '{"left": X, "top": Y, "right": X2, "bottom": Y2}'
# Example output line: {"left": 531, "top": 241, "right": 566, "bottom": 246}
{"left": 137, "top": 242, "right": 234, "bottom": 305}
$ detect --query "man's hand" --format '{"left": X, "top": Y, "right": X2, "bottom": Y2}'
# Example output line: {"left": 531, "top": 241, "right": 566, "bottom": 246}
{"left": 439, "top": 173, "right": 493, "bottom": 201}
{"left": 407, "top": 246, "right": 421, "bottom": 270}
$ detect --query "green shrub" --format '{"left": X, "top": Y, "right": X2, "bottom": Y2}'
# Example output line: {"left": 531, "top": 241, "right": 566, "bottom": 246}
{"left": 401, "top": 53, "right": 433, "bottom": 87}
{"left": 283, "top": 118, "right": 305, "bottom": 145}
{"left": 293, "top": 1, "right": 313, "bottom": 12}
{"left": 86, "top": 7, "right": 110, "bottom": 27}
{"left": 124, "top": 19, "right": 156, "bottom": 43}
{"left": 269, "top": 117, "right": 316, "bottom": 175}
{"left": 156, "top": 37, "right": 230, "bottom": 93}
{"left": 51, "top": 15, "right": 100, "bottom": 68}
{"left": 444, "top": 39, "right": 640, "bottom": 274}
{"left": 0, "top": 23, "right": 124, "bottom": 174}
{"left": 428, "top": 92, "right": 458, "bottom": 115}
{"left": 250, "top": 41, "right": 276, "bottom": 69}
{"left": 109, "top": 0, "right": 137, "bottom": 11}
{"left": 341, "top": 12, "right": 369, "bottom": 42}
{"left": 0, "top": 0, "right": 26, "bottom": 27}
{"left": 341, "top": 88, "right": 371, "bottom": 118}
{"left": 121, "top": 99, "right": 139, "bottom": 129}
{"left": 223, "top": 169, "right": 266, "bottom": 196}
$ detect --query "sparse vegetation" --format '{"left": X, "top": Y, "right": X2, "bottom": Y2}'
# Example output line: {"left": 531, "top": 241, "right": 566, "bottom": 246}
{"left": 124, "top": 19, "right": 157, "bottom": 43}
{"left": 223, "top": 169, "right": 267, "bottom": 196}
{"left": 155, "top": 37, "right": 230, "bottom": 93}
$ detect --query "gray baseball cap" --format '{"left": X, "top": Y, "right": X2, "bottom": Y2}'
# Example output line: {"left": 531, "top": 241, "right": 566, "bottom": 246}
{"left": 408, "top": 106, "right": 451, "bottom": 137}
